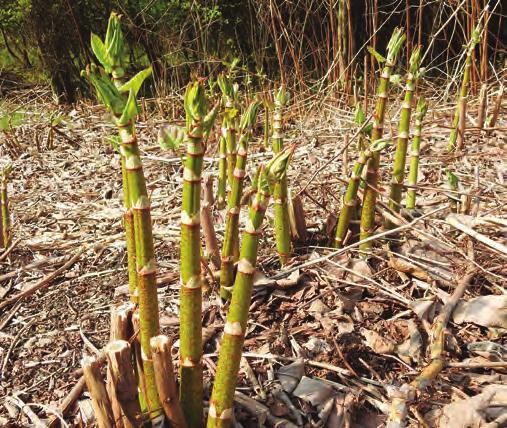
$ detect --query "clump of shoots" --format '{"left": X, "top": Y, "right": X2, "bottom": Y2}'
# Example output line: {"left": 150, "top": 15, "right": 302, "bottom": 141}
{"left": 179, "top": 80, "right": 216, "bottom": 427}
{"left": 1, "top": 165, "right": 12, "bottom": 249}
{"left": 219, "top": 100, "right": 261, "bottom": 300}
{"left": 448, "top": 24, "right": 482, "bottom": 151}
{"left": 334, "top": 139, "right": 390, "bottom": 248}
{"left": 406, "top": 97, "right": 428, "bottom": 210}
{"left": 83, "top": 16, "right": 159, "bottom": 415}
{"left": 271, "top": 86, "right": 292, "bottom": 265}
{"left": 208, "top": 147, "right": 294, "bottom": 428}
{"left": 385, "top": 46, "right": 422, "bottom": 233}
{"left": 360, "top": 28, "right": 406, "bottom": 254}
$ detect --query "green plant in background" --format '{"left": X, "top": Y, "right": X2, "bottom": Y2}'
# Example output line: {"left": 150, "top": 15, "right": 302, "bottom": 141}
{"left": 271, "top": 86, "right": 292, "bottom": 265}
{"left": 158, "top": 124, "right": 185, "bottom": 159}
{"left": 217, "top": 132, "right": 228, "bottom": 209}
{"left": 217, "top": 73, "right": 240, "bottom": 192}
{"left": 385, "top": 46, "right": 422, "bottom": 232}
{"left": 448, "top": 23, "right": 482, "bottom": 151}
{"left": 406, "top": 97, "right": 428, "bottom": 210}
{"left": 271, "top": 86, "right": 289, "bottom": 154}
{"left": 446, "top": 170, "right": 460, "bottom": 213}
{"left": 208, "top": 147, "right": 293, "bottom": 428}
{"left": 262, "top": 97, "right": 272, "bottom": 151}
{"left": 219, "top": 100, "right": 261, "bottom": 300}
{"left": 1, "top": 165, "right": 13, "bottom": 249}
{"left": 0, "top": 108, "right": 26, "bottom": 131}
{"left": 359, "top": 28, "right": 405, "bottom": 254}
{"left": 334, "top": 139, "right": 390, "bottom": 248}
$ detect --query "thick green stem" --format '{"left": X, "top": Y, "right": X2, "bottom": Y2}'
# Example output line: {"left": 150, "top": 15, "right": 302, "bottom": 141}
{"left": 273, "top": 177, "right": 291, "bottom": 264}
{"left": 334, "top": 148, "right": 375, "bottom": 247}
{"left": 220, "top": 134, "right": 249, "bottom": 300}
{"left": 179, "top": 115, "right": 205, "bottom": 428}
{"left": 448, "top": 52, "right": 471, "bottom": 151}
{"left": 217, "top": 134, "right": 227, "bottom": 209}
{"left": 448, "top": 26, "right": 481, "bottom": 151}
{"left": 263, "top": 103, "right": 270, "bottom": 150}
{"left": 208, "top": 176, "right": 270, "bottom": 428}
{"left": 406, "top": 98, "right": 428, "bottom": 210}
{"left": 271, "top": 98, "right": 283, "bottom": 154}
{"left": 359, "top": 65, "right": 392, "bottom": 252}
{"left": 121, "top": 156, "right": 138, "bottom": 302}
{"left": 271, "top": 88, "right": 291, "bottom": 264}
{"left": 118, "top": 121, "right": 161, "bottom": 418}
{"left": 359, "top": 28, "right": 405, "bottom": 253}
{"left": 386, "top": 48, "right": 420, "bottom": 230}
{"left": 224, "top": 116, "right": 237, "bottom": 190}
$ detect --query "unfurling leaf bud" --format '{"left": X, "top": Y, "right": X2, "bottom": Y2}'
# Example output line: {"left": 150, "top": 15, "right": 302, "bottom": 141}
{"left": 239, "top": 100, "right": 261, "bottom": 132}
{"left": 158, "top": 125, "right": 185, "bottom": 151}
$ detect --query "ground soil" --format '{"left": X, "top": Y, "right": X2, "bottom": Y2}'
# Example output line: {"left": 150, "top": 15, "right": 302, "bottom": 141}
{"left": 0, "top": 84, "right": 505, "bottom": 427}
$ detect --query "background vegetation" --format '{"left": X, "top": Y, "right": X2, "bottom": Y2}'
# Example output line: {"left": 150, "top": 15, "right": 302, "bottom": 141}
{"left": 0, "top": 0, "right": 505, "bottom": 102}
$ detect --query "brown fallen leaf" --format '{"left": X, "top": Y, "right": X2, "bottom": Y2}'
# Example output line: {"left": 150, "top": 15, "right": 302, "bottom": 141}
{"left": 430, "top": 384, "right": 507, "bottom": 428}
{"left": 453, "top": 295, "right": 507, "bottom": 329}
{"left": 361, "top": 328, "right": 396, "bottom": 354}
{"left": 292, "top": 376, "right": 334, "bottom": 407}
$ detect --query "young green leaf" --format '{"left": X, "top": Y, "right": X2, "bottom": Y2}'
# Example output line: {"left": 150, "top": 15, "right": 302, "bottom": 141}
{"left": 239, "top": 100, "right": 261, "bottom": 131}
{"left": 408, "top": 46, "right": 422, "bottom": 75}
{"left": 416, "top": 97, "right": 428, "bottom": 116}
{"left": 367, "top": 46, "right": 386, "bottom": 63}
{"left": 184, "top": 81, "right": 207, "bottom": 123}
{"left": 118, "top": 89, "right": 138, "bottom": 126}
{"left": 266, "top": 145, "right": 295, "bottom": 184}
{"left": 118, "top": 67, "right": 152, "bottom": 96}
{"left": 158, "top": 124, "right": 185, "bottom": 151}
{"left": 256, "top": 165, "right": 270, "bottom": 195}
{"left": 203, "top": 103, "right": 219, "bottom": 138}
{"left": 2, "top": 164, "right": 12, "bottom": 177}
{"left": 275, "top": 86, "right": 290, "bottom": 106}
{"left": 389, "top": 74, "right": 402, "bottom": 85}
{"left": 105, "top": 12, "right": 125, "bottom": 62}
{"left": 446, "top": 170, "right": 459, "bottom": 189}
{"left": 217, "top": 73, "right": 233, "bottom": 99}
{"left": 108, "top": 135, "right": 121, "bottom": 153}
{"left": 354, "top": 103, "right": 366, "bottom": 125}
{"left": 90, "top": 34, "right": 112, "bottom": 73}
{"left": 84, "top": 66, "right": 124, "bottom": 114}
{"left": 229, "top": 57, "right": 240, "bottom": 74}
{"left": 386, "top": 28, "right": 406, "bottom": 64}
{"left": 225, "top": 107, "right": 239, "bottom": 121}
{"left": 371, "top": 138, "right": 391, "bottom": 152}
